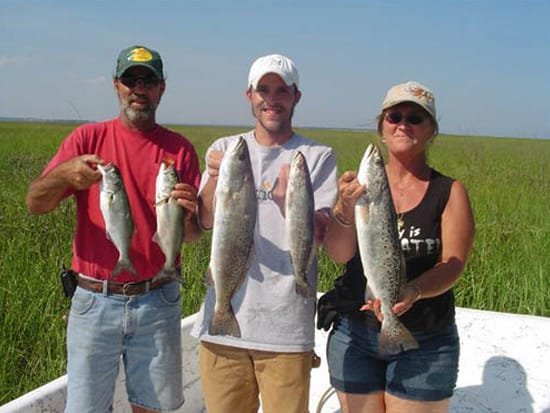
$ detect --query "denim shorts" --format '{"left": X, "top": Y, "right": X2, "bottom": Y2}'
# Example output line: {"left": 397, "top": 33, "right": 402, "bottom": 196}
{"left": 327, "top": 315, "right": 459, "bottom": 401}
{"left": 65, "top": 281, "right": 184, "bottom": 413}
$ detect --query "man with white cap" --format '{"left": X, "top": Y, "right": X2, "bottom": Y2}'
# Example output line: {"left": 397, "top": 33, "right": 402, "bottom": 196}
{"left": 191, "top": 54, "right": 338, "bottom": 412}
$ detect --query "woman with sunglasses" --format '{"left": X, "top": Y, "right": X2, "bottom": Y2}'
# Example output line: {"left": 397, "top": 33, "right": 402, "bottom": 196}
{"left": 321, "top": 81, "right": 475, "bottom": 412}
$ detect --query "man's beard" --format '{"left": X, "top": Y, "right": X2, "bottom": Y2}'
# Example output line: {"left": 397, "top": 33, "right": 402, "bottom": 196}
{"left": 251, "top": 105, "right": 295, "bottom": 134}
{"left": 120, "top": 96, "right": 158, "bottom": 123}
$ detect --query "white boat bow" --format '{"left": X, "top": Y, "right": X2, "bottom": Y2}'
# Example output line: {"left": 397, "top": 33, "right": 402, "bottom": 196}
{"left": 2, "top": 307, "right": 550, "bottom": 413}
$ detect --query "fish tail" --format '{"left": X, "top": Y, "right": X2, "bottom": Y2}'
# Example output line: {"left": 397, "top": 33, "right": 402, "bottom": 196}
{"left": 209, "top": 308, "right": 241, "bottom": 338}
{"left": 379, "top": 318, "right": 419, "bottom": 355}
{"left": 152, "top": 268, "right": 185, "bottom": 285}
{"left": 112, "top": 258, "right": 137, "bottom": 279}
{"left": 295, "top": 278, "right": 315, "bottom": 298}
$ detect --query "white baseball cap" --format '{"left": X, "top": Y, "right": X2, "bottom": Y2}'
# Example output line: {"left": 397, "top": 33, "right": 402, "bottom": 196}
{"left": 248, "top": 54, "right": 299, "bottom": 89}
{"left": 382, "top": 81, "right": 437, "bottom": 121}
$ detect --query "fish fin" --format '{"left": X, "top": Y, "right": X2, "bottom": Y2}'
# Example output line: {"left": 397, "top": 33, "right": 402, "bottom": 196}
{"left": 295, "top": 277, "right": 316, "bottom": 298}
{"left": 235, "top": 270, "right": 248, "bottom": 292}
{"left": 243, "top": 244, "right": 256, "bottom": 276}
{"left": 355, "top": 201, "right": 370, "bottom": 223}
{"left": 155, "top": 196, "right": 170, "bottom": 207}
{"left": 107, "top": 192, "right": 114, "bottom": 208}
{"left": 152, "top": 231, "right": 160, "bottom": 244}
{"left": 379, "top": 317, "right": 419, "bottom": 356}
{"left": 204, "top": 267, "right": 214, "bottom": 286}
{"left": 364, "top": 284, "right": 375, "bottom": 302}
{"left": 209, "top": 308, "right": 241, "bottom": 338}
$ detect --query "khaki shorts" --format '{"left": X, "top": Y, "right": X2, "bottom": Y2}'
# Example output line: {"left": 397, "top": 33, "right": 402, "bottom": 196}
{"left": 199, "top": 341, "right": 313, "bottom": 413}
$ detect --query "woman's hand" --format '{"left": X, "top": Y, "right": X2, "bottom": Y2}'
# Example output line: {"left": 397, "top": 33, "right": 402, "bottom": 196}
{"left": 359, "top": 282, "right": 421, "bottom": 321}
{"left": 333, "top": 171, "right": 365, "bottom": 217}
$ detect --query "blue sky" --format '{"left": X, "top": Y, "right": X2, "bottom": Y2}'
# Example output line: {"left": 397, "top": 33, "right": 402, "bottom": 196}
{"left": 1, "top": 0, "right": 549, "bottom": 139}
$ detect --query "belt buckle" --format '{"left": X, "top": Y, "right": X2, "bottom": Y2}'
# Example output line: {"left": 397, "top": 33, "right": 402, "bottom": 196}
{"left": 122, "top": 282, "right": 137, "bottom": 296}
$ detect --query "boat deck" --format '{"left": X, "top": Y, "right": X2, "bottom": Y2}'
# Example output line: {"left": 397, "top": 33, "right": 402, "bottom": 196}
{"left": 2, "top": 307, "right": 550, "bottom": 413}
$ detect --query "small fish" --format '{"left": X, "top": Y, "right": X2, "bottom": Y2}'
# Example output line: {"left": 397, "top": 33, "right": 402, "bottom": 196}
{"left": 355, "top": 144, "right": 419, "bottom": 355}
{"left": 285, "top": 151, "right": 316, "bottom": 298}
{"left": 207, "top": 136, "right": 257, "bottom": 337}
{"left": 98, "top": 163, "right": 136, "bottom": 279}
{"left": 153, "top": 160, "right": 185, "bottom": 285}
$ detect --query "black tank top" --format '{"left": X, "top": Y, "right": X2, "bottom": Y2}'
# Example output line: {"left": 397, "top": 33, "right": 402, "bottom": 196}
{"left": 333, "top": 169, "right": 455, "bottom": 332}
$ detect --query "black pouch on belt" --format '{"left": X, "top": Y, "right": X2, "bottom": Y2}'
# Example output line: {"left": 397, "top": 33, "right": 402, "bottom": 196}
{"left": 60, "top": 267, "right": 78, "bottom": 298}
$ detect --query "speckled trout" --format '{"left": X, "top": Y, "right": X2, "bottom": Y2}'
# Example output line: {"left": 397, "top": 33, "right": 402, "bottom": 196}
{"left": 207, "top": 137, "right": 257, "bottom": 337}
{"left": 286, "top": 151, "right": 316, "bottom": 298}
{"left": 98, "top": 163, "right": 136, "bottom": 279}
{"left": 355, "top": 144, "right": 418, "bottom": 354}
{"left": 153, "top": 160, "right": 185, "bottom": 285}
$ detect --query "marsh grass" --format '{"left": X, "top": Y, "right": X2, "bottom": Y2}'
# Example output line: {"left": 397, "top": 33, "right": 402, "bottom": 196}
{"left": 1, "top": 122, "right": 548, "bottom": 403}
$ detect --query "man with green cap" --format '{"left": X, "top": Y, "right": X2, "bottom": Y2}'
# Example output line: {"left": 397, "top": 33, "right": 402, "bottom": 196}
{"left": 26, "top": 45, "right": 202, "bottom": 412}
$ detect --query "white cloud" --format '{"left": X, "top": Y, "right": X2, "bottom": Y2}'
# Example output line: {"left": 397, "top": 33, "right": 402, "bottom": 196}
{"left": 0, "top": 57, "right": 23, "bottom": 66}
{"left": 82, "top": 76, "right": 108, "bottom": 85}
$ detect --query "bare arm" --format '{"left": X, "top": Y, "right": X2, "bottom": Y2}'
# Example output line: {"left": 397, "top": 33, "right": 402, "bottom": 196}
{"left": 197, "top": 150, "right": 223, "bottom": 230}
{"left": 26, "top": 154, "right": 103, "bottom": 215}
{"left": 323, "top": 171, "right": 365, "bottom": 263}
{"left": 390, "top": 180, "right": 476, "bottom": 316}
{"left": 410, "top": 180, "right": 475, "bottom": 297}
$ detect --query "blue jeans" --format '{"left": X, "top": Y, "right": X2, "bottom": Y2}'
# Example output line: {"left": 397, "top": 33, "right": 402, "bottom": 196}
{"left": 327, "top": 315, "right": 459, "bottom": 401}
{"left": 65, "top": 282, "right": 184, "bottom": 413}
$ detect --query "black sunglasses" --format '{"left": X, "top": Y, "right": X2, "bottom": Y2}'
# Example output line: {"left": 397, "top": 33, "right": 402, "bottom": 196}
{"left": 385, "top": 111, "right": 426, "bottom": 125}
{"left": 118, "top": 75, "right": 161, "bottom": 89}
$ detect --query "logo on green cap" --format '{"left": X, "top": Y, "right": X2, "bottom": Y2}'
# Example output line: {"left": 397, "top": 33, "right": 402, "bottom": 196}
{"left": 127, "top": 47, "right": 154, "bottom": 63}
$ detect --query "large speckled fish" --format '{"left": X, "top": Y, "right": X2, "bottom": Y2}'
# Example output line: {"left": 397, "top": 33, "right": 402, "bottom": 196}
{"left": 207, "top": 136, "right": 257, "bottom": 337}
{"left": 98, "top": 163, "right": 136, "bottom": 279}
{"left": 153, "top": 160, "right": 185, "bottom": 285}
{"left": 285, "top": 150, "right": 316, "bottom": 298}
{"left": 355, "top": 144, "right": 418, "bottom": 355}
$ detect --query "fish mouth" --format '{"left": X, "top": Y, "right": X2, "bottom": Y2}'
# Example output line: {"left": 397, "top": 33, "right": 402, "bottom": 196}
{"left": 292, "top": 150, "right": 304, "bottom": 161}
{"left": 365, "top": 143, "right": 378, "bottom": 160}
{"left": 97, "top": 163, "right": 114, "bottom": 173}
{"left": 228, "top": 136, "right": 246, "bottom": 155}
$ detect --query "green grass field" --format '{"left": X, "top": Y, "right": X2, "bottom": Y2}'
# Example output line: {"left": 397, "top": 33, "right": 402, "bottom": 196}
{"left": 1, "top": 121, "right": 549, "bottom": 403}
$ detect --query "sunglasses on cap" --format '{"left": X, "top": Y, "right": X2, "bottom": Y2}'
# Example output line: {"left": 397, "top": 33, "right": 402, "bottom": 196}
{"left": 118, "top": 75, "right": 161, "bottom": 89}
{"left": 384, "top": 111, "right": 427, "bottom": 125}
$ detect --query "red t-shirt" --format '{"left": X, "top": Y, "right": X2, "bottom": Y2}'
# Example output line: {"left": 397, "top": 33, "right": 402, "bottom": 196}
{"left": 43, "top": 118, "right": 201, "bottom": 282}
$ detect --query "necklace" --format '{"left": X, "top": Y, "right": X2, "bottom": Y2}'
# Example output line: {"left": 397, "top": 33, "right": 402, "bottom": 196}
{"left": 397, "top": 212, "right": 405, "bottom": 232}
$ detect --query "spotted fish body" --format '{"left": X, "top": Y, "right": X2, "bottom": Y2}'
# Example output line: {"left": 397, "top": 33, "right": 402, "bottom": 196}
{"left": 98, "top": 163, "right": 136, "bottom": 279}
{"left": 286, "top": 151, "right": 316, "bottom": 298}
{"left": 153, "top": 160, "right": 185, "bottom": 284}
{"left": 208, "top": 136, "right": 257, "bottom": 337}
{"left": 355, "top": 144, "right": 418, "bottom": 355}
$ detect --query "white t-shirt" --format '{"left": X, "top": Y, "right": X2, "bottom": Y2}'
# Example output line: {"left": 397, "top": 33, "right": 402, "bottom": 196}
{"left": 191, "top": 130, "right": 338, "bottom": 352}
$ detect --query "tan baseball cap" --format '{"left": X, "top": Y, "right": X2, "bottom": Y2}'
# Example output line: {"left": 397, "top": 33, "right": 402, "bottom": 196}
{"left": 382, "top": 81, "right": 436, "bottom": 122}
{"left": 248, "top": 54, "right": 299, "bottom": 89}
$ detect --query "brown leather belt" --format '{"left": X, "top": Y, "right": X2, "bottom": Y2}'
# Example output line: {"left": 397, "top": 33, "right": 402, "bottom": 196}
{"left": 77, "top": 275, "right": 172, "bottom": 296}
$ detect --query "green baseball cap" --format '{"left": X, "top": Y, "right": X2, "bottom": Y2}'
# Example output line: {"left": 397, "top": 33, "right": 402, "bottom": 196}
{"left": 115, "top": 45, "right": 164, "bottom": 79}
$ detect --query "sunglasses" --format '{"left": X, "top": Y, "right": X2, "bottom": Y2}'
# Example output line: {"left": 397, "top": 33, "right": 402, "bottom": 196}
{"left": 118, "top": 75, "right": 161, "bottom": 89}
{"left": 384, "top": 111, "right": 426, "bottom": 125}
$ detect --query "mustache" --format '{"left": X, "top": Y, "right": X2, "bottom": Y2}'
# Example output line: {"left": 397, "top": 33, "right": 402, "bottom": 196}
{"left": 128, "top": 94, "right": 151, "bottom": 105}
{"left": 261, "top": 103, "right": 285, "bottom": 111}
